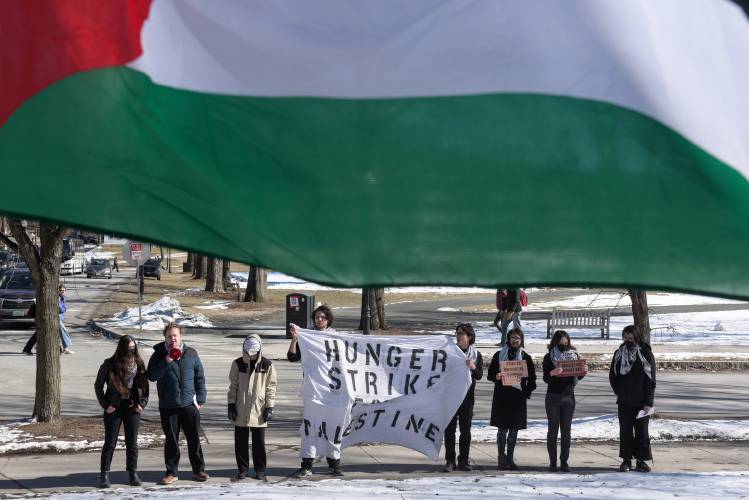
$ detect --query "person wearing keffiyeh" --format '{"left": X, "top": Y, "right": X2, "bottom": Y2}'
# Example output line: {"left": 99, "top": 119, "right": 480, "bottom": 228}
{"left": 487, "top": 328, "right": 536, "bottom": 471}
{"left": 609, "top": 325, "right": 656, "bottom": 473}
{"left": 443, "top": 323, "right": 483, "bottom": 472}
{"left": 542, "top": 330, "right": 587, "bottom": 472}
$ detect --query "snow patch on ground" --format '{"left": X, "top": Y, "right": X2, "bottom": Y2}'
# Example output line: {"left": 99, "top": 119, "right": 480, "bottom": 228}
{"left": 474, "top": 308, "right": 749, "bottom": 346}
{"left": 470, "top": 415, "right": 749, "bottom": 443}
{"left": 48, "top": 472, "right": 749, "bottom": 499}
{"left": 437, "top": 307, "right": 462, "bottom": 312}
{"left": 101, "top": 297, "right": 213, "bottom": 330}
{"left": 0, "top": 421, "right": 162, "bottom": 454}
{"left": 194, "top": 301, "right": 231, "bottom": 310}
{"left": 527, "top": 291, "right": 746, "bottom": 311}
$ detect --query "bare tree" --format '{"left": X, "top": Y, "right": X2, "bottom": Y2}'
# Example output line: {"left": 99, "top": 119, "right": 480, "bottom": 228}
{"left": 243, "top": 266, "right": 267, "bottom": 302}
{"left": 192, "top": 254, "right": 206, "bottom": 280}
{"left": 205, "top": 257, "right": 224, "bottom": 292}
{"left": 0, "top": 219, "right": 69, "bottom": 421}
{"left": 222, "top": 260, "right": 232, "bottom": 291}
{"left": 628, "top": 289, "right": 651, "bottom": 344}
{"left": 359, "top": 287, "right": 386, "bottom": 331}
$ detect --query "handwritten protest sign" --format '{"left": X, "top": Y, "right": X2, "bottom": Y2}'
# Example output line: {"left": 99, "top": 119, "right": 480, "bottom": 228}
{"left": 557, "top": 359, "right": 587, "bottom": 377}
{"left": 296, "top": 329, "right": 471, "bottom": 460}
{"left": 500, "top": 359, "right": 528, "bottom": 386}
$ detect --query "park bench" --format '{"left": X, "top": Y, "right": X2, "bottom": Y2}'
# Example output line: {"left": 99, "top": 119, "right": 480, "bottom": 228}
{"left": 547, "top": 308, "right": 612, "bottom": 339}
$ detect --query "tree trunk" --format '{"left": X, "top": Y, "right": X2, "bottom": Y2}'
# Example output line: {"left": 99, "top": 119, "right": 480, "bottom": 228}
{"left": 183, "top": 252, "right": 194, "bottom": 273}
{"left": 192, "top": 254, "right": 207, "bottom": 279}
{"left": 7, "top": 220, "right": 68, "bottom": 421}
{"left": 628, "top": 289, "right": 651, "bottom": 344}
{"left": 222, "top": 260, "right": 232, "bottom": 290}
{"left": 359, "top": 287, "right": 386, "bottom": 331}
{"left": 205, "top": 257, "right": 224, "bottom": 292}
{"left": 244, "top": 266, "right": 267, "bottom": 302}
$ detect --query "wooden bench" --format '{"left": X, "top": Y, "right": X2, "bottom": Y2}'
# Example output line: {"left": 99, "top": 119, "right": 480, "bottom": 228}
{"left": 547, "top": 308, "right": 612, "bottom": 339}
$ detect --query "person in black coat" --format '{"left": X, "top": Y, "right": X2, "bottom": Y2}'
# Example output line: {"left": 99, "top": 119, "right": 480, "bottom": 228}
{"left": 94, "top": 335, "right": 149, "bottom": 488}
{"left": 609, "top": 324, "right": 656, "bottom": 473}
{"left": 543, "top": 330, "right": 587, "bottom": 472}
{"left": 487, "top": 328, "right": 536, "bottom": 470}
{"left": 443, "top": 323, "right": 483, "bottom": 472}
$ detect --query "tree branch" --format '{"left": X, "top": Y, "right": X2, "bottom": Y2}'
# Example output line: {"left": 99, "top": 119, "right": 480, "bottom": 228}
{"left": 0, "top": 231, "right": 18, "bottom": 252}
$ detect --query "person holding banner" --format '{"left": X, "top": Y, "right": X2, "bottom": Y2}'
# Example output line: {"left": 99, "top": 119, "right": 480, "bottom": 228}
{"left": 542, "top": 330, "right": 587, "bottom": 472}
{"left": 609, "top": 325, "right": 656, "bottom": 473}
{"left": 487, "top": 328, "right": 536, "bottom": 471}
{"left": 227, "top": 335, "right": 277, "bottom": 482}
{"left": 443, "top": 323, "right": 483, "bottom": 472}
{"left": 287, "top": 304, "right": 343, "bottom": 477}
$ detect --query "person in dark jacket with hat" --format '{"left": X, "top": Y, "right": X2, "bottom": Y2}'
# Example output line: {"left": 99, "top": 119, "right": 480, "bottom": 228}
{"left": 94, "top": 334, "right": 149, "bottom": 488}
{"left": 443, "top": 323, "right": 483, "bottom": 472}
{"left": 147, "top": 322, "right": 208, "bottom": 485}
{"left": 487, "top": 328, "right": 536, "bottom": 470}
{"left": 542, "top": 330, "right": 587, "bottom": 472}
{"left": 609, "top": 324, "right": 656, "bottom": 473}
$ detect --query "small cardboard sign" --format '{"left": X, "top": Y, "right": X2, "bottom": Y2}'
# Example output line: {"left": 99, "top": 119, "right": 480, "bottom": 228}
{"left": 500, "top": 360, "right": 528, "bottom": 386}
{"left": 556, "top": 359, "right": 587, "bottom": 377}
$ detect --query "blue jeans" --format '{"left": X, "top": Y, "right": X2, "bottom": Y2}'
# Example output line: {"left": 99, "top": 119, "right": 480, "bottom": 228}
{"left": 60, "top": 322, "right": 72, "bottom": 349}
{"left": 499, "top": 311, "right": 522, "bottom": 344}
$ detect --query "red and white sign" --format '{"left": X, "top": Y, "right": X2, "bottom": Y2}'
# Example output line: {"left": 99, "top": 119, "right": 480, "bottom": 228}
{"left": 130, "top": 242, "right": 142, "bottom": 260}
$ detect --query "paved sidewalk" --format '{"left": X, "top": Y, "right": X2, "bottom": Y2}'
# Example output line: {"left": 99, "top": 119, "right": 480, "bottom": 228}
{"left": 1, "top": 439, "right": 747, "bottom": 495}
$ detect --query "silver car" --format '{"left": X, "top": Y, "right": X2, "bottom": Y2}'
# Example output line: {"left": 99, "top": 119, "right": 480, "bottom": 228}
{"left": 86, "top": 258, "right": 113, "bottom": 279}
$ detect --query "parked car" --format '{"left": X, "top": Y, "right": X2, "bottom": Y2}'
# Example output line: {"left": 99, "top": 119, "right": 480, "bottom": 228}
{"left": 0, "top": 269, "right": 36, "bottom": 326}
{"left": 139, "top": 258, "right": 162, "bottom": 280}
{"left": 86, "top": 258, "right": 112, "bottom": 279}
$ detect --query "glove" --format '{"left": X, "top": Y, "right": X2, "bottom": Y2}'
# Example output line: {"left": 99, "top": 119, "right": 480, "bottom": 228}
{"left": 169, "top": 347, "right": 182, "bottom": 361}
{"left": 228, "top": 403, "right": 238, "bottom": 421}
{"left": 262, "top": 407, "right": 274, "bottom": 423}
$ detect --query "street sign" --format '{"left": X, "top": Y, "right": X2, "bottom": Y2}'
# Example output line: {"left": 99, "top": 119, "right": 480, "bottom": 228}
{"left": 130, "top": 242, "right": 142, "bottom": 260}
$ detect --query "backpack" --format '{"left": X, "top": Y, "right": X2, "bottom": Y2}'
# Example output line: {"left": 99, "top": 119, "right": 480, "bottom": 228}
{"left": 520, "top": 289, "right": 528, "bottom": 307}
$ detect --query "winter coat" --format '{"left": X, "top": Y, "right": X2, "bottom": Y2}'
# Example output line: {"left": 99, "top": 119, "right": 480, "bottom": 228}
{"left": 146, "top": 341, "right": 206, "bottom": 409}
{"left": 463, "top": 349, "right": 484, "bottom": 403}
{"left": 609, "top": 342, "right": 656, "bottom": 408}
{"left": 487, "top": 350, "right": 536, "bottom": 429}
{"left": 542, "top": 353, "right": 585, "bottom": 395}
{"left": 59, "top": 295, "right": 67, "bottom": 322}
{"left": 228, "top": 348, "right": 277, "bottom": 428}
{"left": 94, "top": 357, "right": 149, "bottom": 410}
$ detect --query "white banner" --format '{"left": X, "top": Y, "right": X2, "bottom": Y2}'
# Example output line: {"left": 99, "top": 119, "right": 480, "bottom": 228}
{"left": 297, "top": 329, "right": 471, "bottom": 460}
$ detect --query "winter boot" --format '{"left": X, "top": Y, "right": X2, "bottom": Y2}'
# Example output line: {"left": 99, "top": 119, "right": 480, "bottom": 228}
{"left": 560, "top": 462, "right": 571, "bottom": 473}
{"left": 506, "top": 438, "right": 518, "bottom": 470}
{"left": 619, "top": 459, "right": 632, "bottom": 472}
{"left": 497, "top": 453, "right": 508, "bottom": 471}
{"left": 635, "top": 460, "right": 651, "bottom": 473}
{"left": 99, "top": 472, "right": 111, "bottom": 489}
{"left": 128, "top": 470, "right": 143, "bottom": 486}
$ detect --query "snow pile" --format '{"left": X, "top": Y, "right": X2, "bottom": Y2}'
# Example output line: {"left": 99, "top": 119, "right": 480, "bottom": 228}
{"left": 49, "top": 472, "right": 749, "bottom": 499}
{"left": 102, "top": 297, "right": 213, "bottom": 330}
{"left": 0, "top": 421, "right": 162, "bottom": 454}
{"left": 470, "top": 415, "right": 749, "bottom": 443}
{"left": 437, "top": 307, "right": 462, "bottom": 312}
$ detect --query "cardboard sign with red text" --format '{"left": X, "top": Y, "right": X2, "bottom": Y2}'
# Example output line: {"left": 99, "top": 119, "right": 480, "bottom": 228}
{"left": 500, "top": 360, "right": 528, "bottom": 386}
{"left": 556, "top": 359, "right": 587, "bottom": 377}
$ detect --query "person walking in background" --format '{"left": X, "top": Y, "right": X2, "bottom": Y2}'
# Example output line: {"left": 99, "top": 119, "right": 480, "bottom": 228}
{"left": 610, "top": 324, "right": 656, "bottom": 473}
{"left": 23, "top": 284, "right": 72, "bottom": 354}
{"left": 498, "top": 288, "right": 524, "bottom": 345}
{"left": 147, "top": 322, "right": 208, "bottom": 485}
{"left": 113, "top": 256, "right": 119, "bottom": 272}
{"left": 444, "top": 323, "right": 483, "bottom": 472}
{"left": 228, "top": 334, "right": 277, "bottom": 482}
{"left": 543, "top": 330, "right": 587, "bottom": 472}
{"left": 287, "top": 304, "right": 343, "bottom": 477}
{"left": 94, "top": 335, "right": 149, "bottom": 488}
{"left": 488, "top": 328, "right": 536, "bottom": 471}
{"left": 492, "top": 289, "right": 508, "bottom": 330}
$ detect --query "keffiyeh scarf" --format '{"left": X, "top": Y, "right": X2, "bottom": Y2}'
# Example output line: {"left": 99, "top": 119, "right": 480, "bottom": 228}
{"left": 613, "top": 343, "right": 653, "bottom": 380}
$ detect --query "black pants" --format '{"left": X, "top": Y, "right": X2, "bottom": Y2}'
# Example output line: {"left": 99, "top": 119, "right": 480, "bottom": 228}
{"left": 23, "top": 332, "right": 37, "bottom": 353}
{"left": 497, "top": 428, "right": 518, "bottom": 458}
{"left": 160, "top": 405, "right": 205, "bottom": 475}
{"left": 444, "top": 396, "right": 474, "bottom": 465}
{"left": 101, "top": 400, "right": 140, "bottom": 472}
{"left": 617, "top": 404, "right": 652, "bottom": 461}
{"left": 545, "top": 392, "right": 575, "bottom": 465}
{"left": 235, "top": 426, "right": 266, "bottom": 473}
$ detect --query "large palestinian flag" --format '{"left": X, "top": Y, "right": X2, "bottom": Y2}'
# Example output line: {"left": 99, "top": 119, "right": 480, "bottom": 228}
{"left": 2, "top": 1, "right": 749, "bottom": 296}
